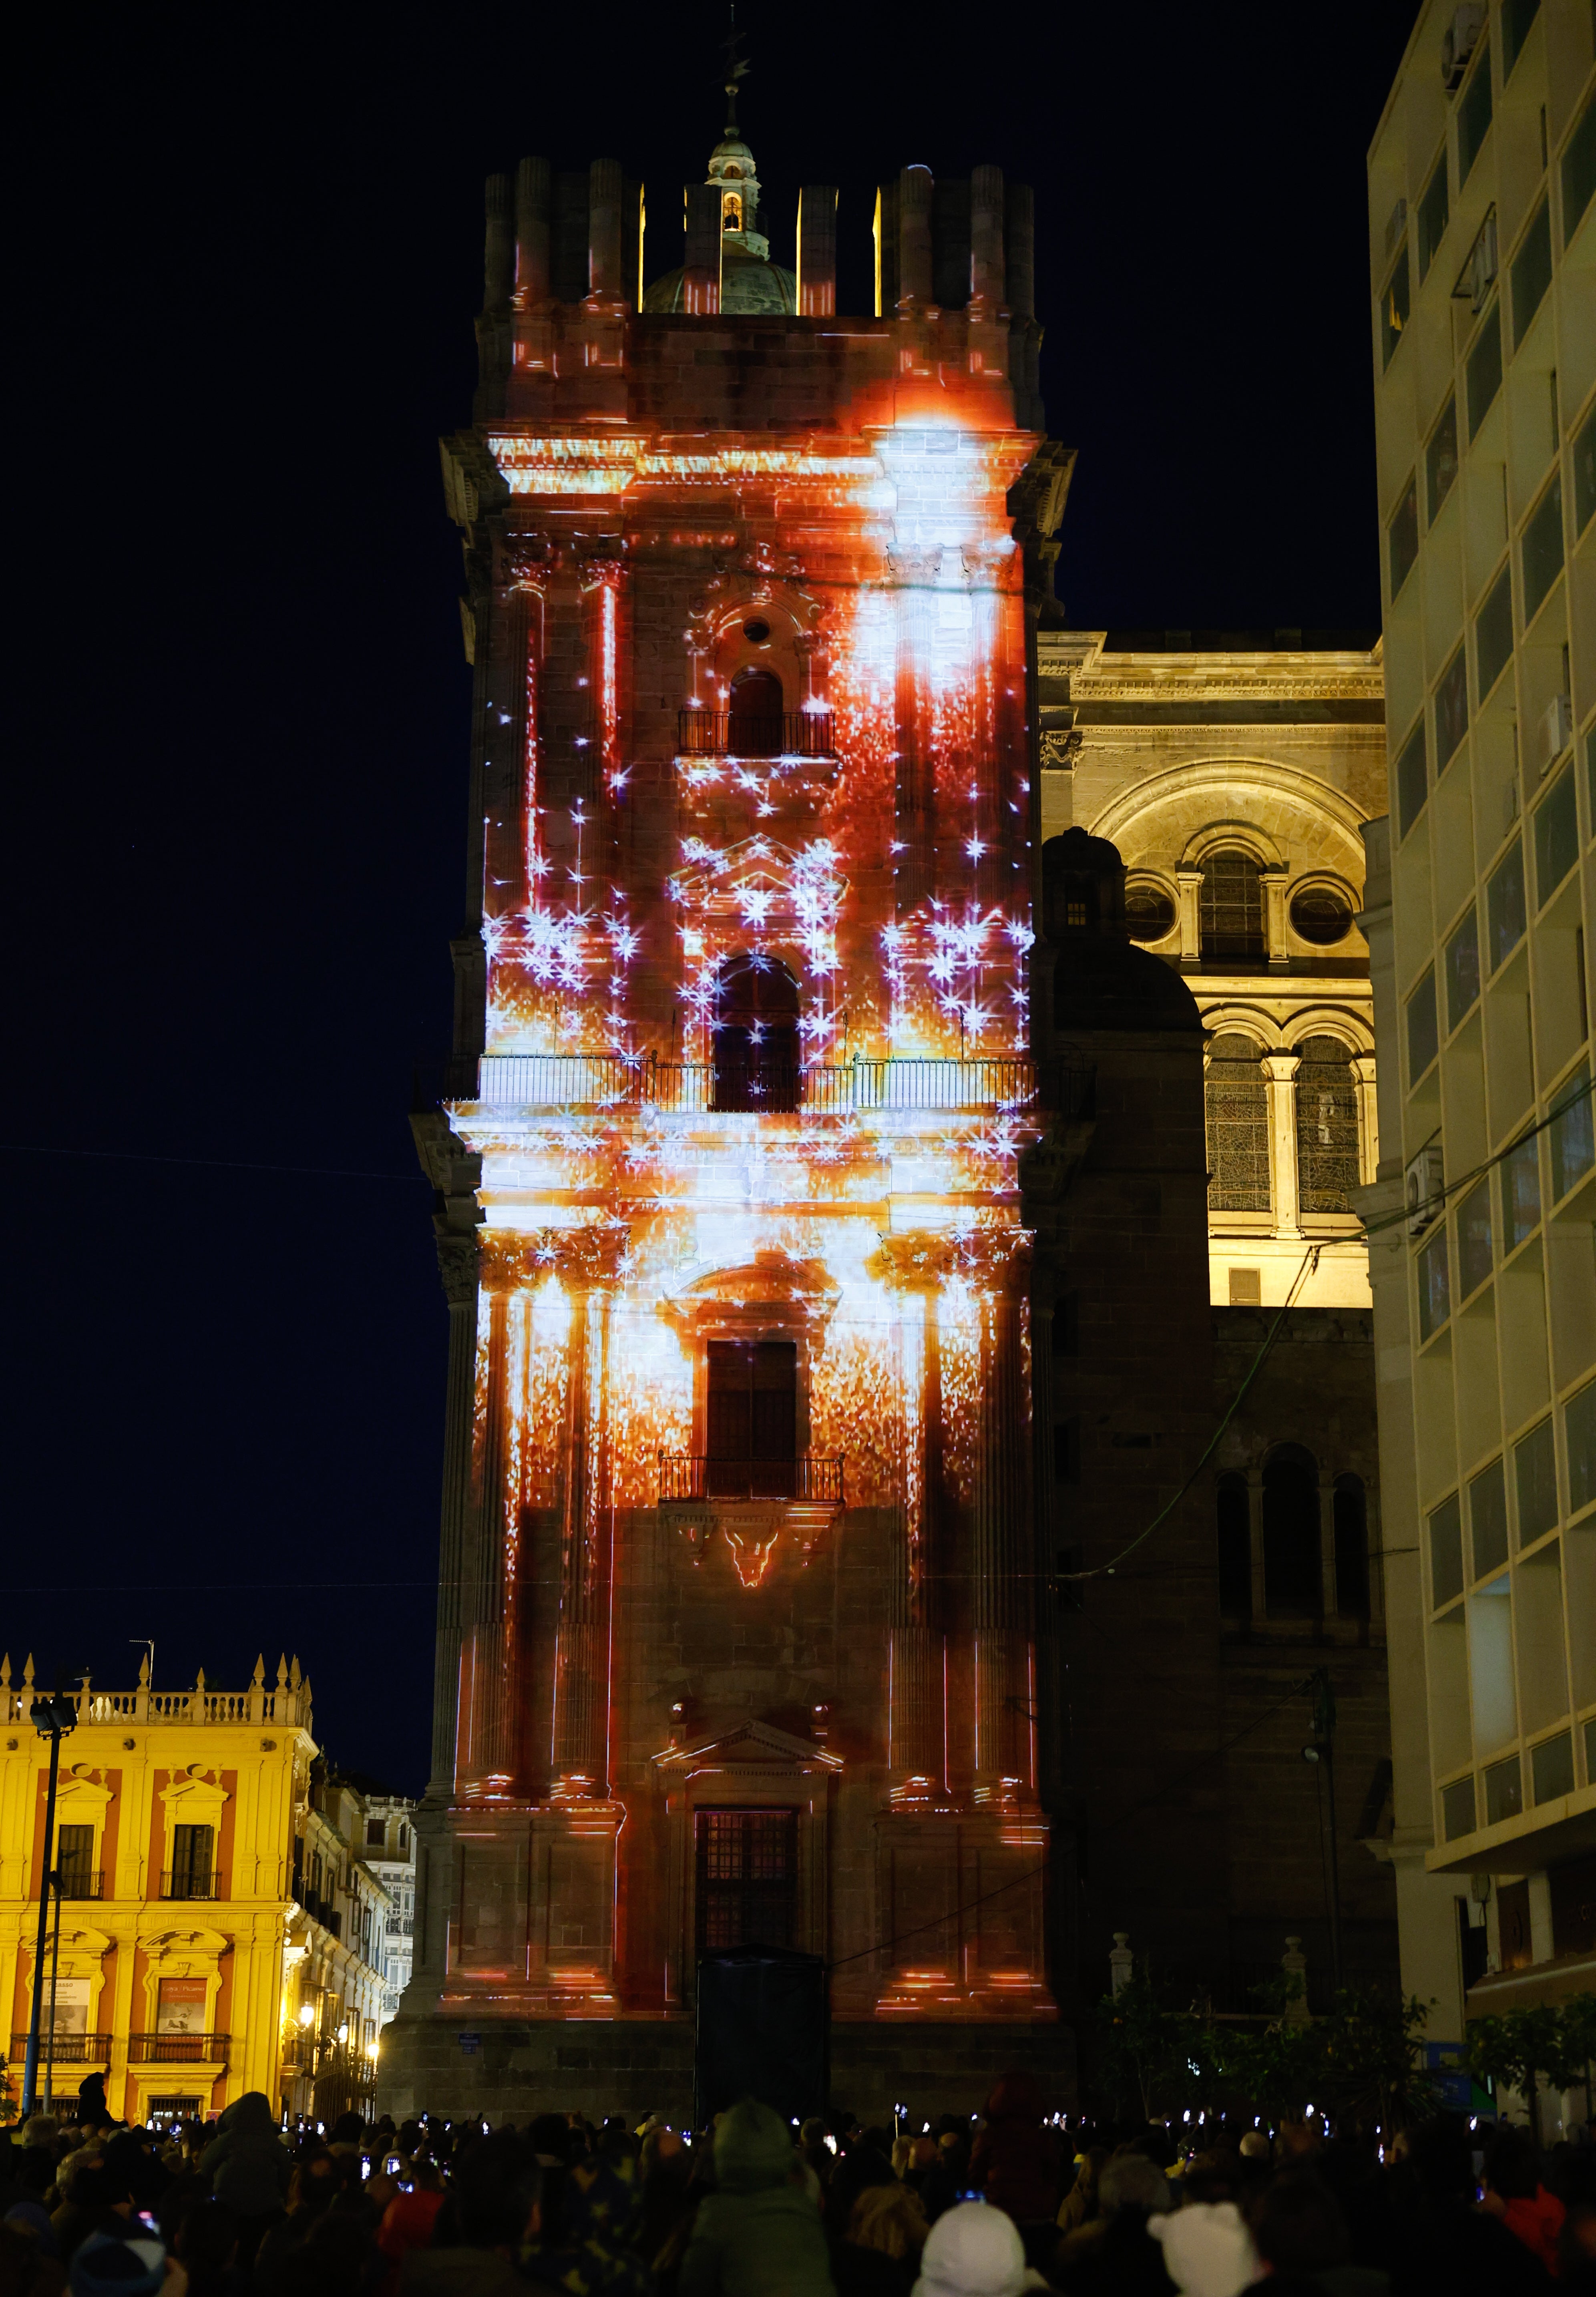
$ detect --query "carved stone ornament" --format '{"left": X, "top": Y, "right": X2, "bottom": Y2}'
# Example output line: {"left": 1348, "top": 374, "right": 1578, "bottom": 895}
{"left": 434, "top": 1234, "right": 481, "bottom": 1305}
{"left": 479, "top": 1222, "right": 630, "bottom": 1293}
{"left": 868, "top": 1224, "right": 1030, "bottom": 1294}
{"left": 1018, "top": 1117, "right": 1097, "bottom": 1206}
{"left": 1039, "top": 729, "right": 1083, "bottom": 768}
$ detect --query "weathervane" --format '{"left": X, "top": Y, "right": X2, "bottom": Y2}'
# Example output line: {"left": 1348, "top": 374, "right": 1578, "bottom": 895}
{"left": 722, "top": 2, "right": 749, "bottom": 136}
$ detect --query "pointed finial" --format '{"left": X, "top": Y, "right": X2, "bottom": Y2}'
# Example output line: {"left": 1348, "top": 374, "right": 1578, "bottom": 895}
{"left": 289, "top": 1656, "right": 302, "bottom": 1689}
{"left": 22, "top": 1654, "right": 35, "bottom": 1688}
{"left": 277, "top": 1654, "right": 289, "bottom": 1687}
{"left": 139, "top": 1652, "right": 150, "bottom": 1687}
{"left": 195, "top": 1666, "right": 206, "bottom": 1692}
{"left": 1, "top": 1656, "right": 10, "bottom": 1688}
{"left": 721, "top": 1, "right": 749, "bottom": 136}
{"left": 251, "top": 1654, "right": 265, "bottom": 1687}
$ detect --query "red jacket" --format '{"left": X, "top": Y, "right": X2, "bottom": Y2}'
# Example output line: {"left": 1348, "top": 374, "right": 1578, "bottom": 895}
{"left": 1499, "top": 2185, "right": 1565, "bottom": 2274}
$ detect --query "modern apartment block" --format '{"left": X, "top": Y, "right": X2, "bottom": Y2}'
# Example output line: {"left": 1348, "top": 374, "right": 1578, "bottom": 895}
{"left": 1365, "top": 0, "right": 1596, "bottom": 2078}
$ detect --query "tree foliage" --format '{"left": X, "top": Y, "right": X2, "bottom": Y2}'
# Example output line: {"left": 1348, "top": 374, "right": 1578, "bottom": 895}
{"left": 1465, "top": 1994, "right": 1596, "bottom": 2112}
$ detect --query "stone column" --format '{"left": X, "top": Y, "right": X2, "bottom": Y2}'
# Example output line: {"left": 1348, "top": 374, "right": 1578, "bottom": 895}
{"left": 1175, "top": 869, "right": 1204, "bottom": 962}
{"left": 796, "top": 187, "right": 838, "bottom": 317}
{"left": 1262, "top": 867, "right": 1291, "bottom": 967}
{"left": 1248, "top": 1468, "right": 1266, "bottom": 1621}
{"left": 972, "top": 1243, "right": 1033, "bottom": 1805}
{"left": 549, "top": 1228, "right": 628, "bottom": 1795}
{"left": 870, "top": 1236, "right": 953, "bottom": 1795}
{"left": 897, "top": 166, "right": 933, "bottom": 308}
{"left": 1262, "top": 1052, "right": 1303, "bottom": 1237}
{"left": 892, "top": 549, "right": 939, "bottom": 910}
{"left": 1351, "top": 1053, "right": 1379, "bottom": 1184}
{"left": 1319, "top": 1471, "right": 1339, "bottom": 1619}
{"left": 430, "top": 1234, "right": 480, "bottom": 1797}
{"left": 455, "top": 1260, "right": 520, "bottom": 1801}
{"left": 513, "top": 157, "right": 551, "bottom": 306}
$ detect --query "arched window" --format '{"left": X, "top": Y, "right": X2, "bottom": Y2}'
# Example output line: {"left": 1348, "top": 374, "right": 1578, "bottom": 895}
{"left": 1295, "top": 1036, "right": 1360, "bottom": 1214}
{"left": 1199, "top": 851, "right": 1266, "bottom": 963}
{"left": 728, "top": 666, "right": 784, "bottom": 758}
{"left": 1206, "top": 1034, "right": 1271, "bottom": 1212}
{"left": 712, "top": 953, "right": 800, "bottom": 1111}
{"left": 1217, "top": 1473, "right": 1252, "bottom": 1618}
{"left": 1334, "top": 1473, "right": 1369, "bottom": 1617}
{"left": 1262, "top": 1443, "right": 1321, "bottom": 1618}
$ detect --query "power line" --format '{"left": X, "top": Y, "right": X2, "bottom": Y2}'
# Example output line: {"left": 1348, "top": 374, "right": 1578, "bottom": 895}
{"left": 1362, "top": 1072, "right": 1595, "bottom": 1238}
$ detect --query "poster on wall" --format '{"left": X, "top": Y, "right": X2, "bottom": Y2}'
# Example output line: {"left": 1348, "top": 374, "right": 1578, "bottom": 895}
{"left": 46, "top": 1975, "right": 90, "bottom": 2035}
{"left": 156, "top": 1977, "right": 207, "bottom": 2035}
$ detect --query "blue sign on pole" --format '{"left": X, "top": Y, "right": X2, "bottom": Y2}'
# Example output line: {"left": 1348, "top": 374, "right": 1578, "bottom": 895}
{"left": 458, "top": 2031, "right": 481, "bottom": 2056}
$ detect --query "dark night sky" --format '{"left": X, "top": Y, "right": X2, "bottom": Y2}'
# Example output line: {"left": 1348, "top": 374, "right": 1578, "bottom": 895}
{"left": 6, "top": 2, "right": 1416, "bottom": 1795}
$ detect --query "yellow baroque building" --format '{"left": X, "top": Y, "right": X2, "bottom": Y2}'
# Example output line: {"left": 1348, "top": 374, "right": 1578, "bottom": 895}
{"left": 0, "top": 1656, "right": 383, "bottom": 2126}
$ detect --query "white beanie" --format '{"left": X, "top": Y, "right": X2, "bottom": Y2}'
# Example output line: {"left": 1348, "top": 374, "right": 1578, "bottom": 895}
{"left": 911, "top": 2201, "right": 1028, "bottom": 2297}
{"left": 1147, "top": 2202, "right": 1260, "bottom": 2297}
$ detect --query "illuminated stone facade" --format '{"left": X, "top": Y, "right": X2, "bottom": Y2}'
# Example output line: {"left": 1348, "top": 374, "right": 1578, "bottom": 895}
{"left": 386, "top": 139, "right": 1070, "bottom": 2121}
{"left": 0, "top": 1659, "right": 388, "bottom": 2128}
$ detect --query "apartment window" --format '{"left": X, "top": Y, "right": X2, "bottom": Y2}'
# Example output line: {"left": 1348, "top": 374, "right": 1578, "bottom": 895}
{"left": 1262, "top": 1444, "right": 1320, "bottom": 1618}
{"left": 1395, "top": 719, "right": 1429, "bottom": 838}
{"left": 1563, "top": 91, "right": 1596, "bottom": 237}
{"left": 707, "top": 1340, "right": 798, "bottom": 1495}
{"left": 1333, "top": 1476, "right": 1369, "bottom": 1617}
{"left": 1567, "top": 1379, "right": 1596, "bottom": 1515}
{"left": 1511, "top": 200, "right": 1553, "bottom": 347}
{"left": 1457, "top": 54, "right": 1493, "bottom": 186}
{"left": 1295, "top": 1037, "right": 1359, "bottom": 1213}
{"left": 1429, "top": 1491, "right": 1464, "bottom": 1608}
{"left": 1474, "top": 564, "right": 1514, "bottom": 702}
{"left": 1389, "top": 479, "right": 1419, "bottom": 596}
{"left": 1522, "top": 476, "right": 1564, "bottom": 623}
{"left": 1470, "top": 1457, "right": 1510, "bottom": 1578}
{"left": 1576, "top": 403, "right": 1596, "bottom": 535}
{"left": 1380, "top": 248, "right": 1411, "bottom": 370}
{"left": 1435, "top": 647, "right": 1470, "bottom": 772}
{"left": 1445, "top": 906, "right": 1481, "bottom": 1030}
{"left": 1199, "top": 852, "right": 1265, "bottom": 962}
{"left": 695, "top": 1808, "right": 797, "bottom": 1952}
{"left": 1426, "top": 396, "right": 1459, "bottom": 520}
{"left": 168, "top": 1825, "right": 214, "bottom": 1901}
{"left": 1549, "top": 1065, "right": 1595, "bottom": 1200}
{"left": 1502, "top": 0, "right": 1540, "bottom": 78}
{"left": 1502, "top": 1132, "right": 1541, "bottom": 1248}
{"left": 1456, "top": 1175, "right": 1493, "bottom": 1300}
{"left": 1484, "top": 1754, "right": 1523, "bottom": 1827}
{"left": 1418, "top": 1225, "right": 1451, "bottom": 1342}
{"left": 1206, "top": 1035, "right": 1270, "bottom": 1211}
{"left": 1515, "top": 1417, "right": 1558, "bottom": 1543}
{"left": 1532, "top": 1730, "right": 1574, "bottom": 1804}
{"left": 1534, "top": 766, "right": 1578, "bottom": 905}
{"left": 1417, "top": 154, "right": 1450, "bottom": 278}
{"left": 1407, "top": 968, "right": 1439, "bottom": 1084}
{"left": 56, "top": 1826, "right": 96, "bottom": 1898}
{"left": 1441, "top": 1774, "right": 1476, "bottom": 1840}
{"left": 1487, "top": 840, "right": 1527, "bottom": 971}
{"left": 1216, "top": 1475, "right": 1251, "bottom": 1618}
{"left": 1467, "top": 306, "right": 1503, "bottom": 438}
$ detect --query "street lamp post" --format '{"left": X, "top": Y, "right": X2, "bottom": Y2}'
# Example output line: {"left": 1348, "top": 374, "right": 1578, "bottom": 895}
{"left": 22, "top": 1689, "right": 79, "bottom": 2118}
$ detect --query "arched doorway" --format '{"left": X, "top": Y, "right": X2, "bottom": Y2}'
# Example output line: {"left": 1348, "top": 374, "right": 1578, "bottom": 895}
{"left": 712, "top": 953, "right": 800, "bottom": 1111}
{"left": 728, "top": 666, "right": 784, "bottom": 757}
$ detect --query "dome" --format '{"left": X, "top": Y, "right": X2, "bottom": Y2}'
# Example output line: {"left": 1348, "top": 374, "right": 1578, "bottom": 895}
{"left": 643, "top": 246, "right": 798, "bottom": 315}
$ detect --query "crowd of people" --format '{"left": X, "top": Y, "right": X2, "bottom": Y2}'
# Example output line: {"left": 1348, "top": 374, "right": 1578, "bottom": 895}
{"left": 1, "top": 2066, "right": 1593, "bottom": 2297}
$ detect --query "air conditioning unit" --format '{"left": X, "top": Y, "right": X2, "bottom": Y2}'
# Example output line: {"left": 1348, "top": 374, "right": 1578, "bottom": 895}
{"left": 1540, "top": 694, "right": 1574, "bottom": 773}
{"left": 1407, "top": 1141, "right": 1445, "bottom": 1236}
{"left": 1385, "top": 198, "right": 1408, "bottom": 261}
{"left": 1441, "top": 2, "right": 1486, "bottom": 87}
{"left": 1469, "top": 211, "right": 1498, "bottom": 311}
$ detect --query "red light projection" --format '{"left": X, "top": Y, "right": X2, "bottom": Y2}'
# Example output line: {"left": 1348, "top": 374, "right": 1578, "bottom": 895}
{"left": 420, "top": 144, "right": 1070, "bottom": 2031}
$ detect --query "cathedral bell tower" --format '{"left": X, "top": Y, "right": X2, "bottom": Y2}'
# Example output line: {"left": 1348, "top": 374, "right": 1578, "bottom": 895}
{"left": 385, "top": 93, "right": 1076, "bottom": 2119}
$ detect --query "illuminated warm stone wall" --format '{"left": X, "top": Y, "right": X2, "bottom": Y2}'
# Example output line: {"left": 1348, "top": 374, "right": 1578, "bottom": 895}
{"left": 399, "top": 149, "right": 1073, "bottom": 2064}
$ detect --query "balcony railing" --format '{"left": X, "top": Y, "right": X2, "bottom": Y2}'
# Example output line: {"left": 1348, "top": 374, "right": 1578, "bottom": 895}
{"left": 127, "top": 2032, "right": 231, "bottom": 2066}
{"left": 56, "top": 1871, "right": 104, "bottom": 1901}
{"left": 465, "top": 1053, "right": 1051, "bottom": 1116}
{"left": 9, "top": 2032, "right": 113, "bottom": 2066}
{"left": 160, "top": 1871, "right": 221, "bottom": 1902}
{"left": 659, "top": 1455, "right": 845, "bottom": 1505}
{"left": 677, "top": 709, "right": 834, "bottom": 758}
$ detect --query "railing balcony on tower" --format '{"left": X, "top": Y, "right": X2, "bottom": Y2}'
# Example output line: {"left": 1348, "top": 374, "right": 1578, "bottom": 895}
{"left": 457, "top": 1053, "right": 1083, "bottom": 1116}
{"left": 658, "top": 1454, "right": 845, "bottom": 1505}
{"left": 677, "top": 709, "right": 835, "bottom": 759}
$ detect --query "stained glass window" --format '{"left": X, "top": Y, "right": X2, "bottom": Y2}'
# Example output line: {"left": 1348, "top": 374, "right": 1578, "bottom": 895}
{"left": 1294, "top": 1037, "right": 1359, "bottom": 1213}
{"left": 1206, "top": 1034, "right": 1270, "bottom": 1213}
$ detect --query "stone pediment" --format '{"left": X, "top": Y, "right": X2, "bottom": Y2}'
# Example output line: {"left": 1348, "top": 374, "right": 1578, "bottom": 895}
{"left": 652, "top": 1717, "right": 841, "bottom": 1777}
